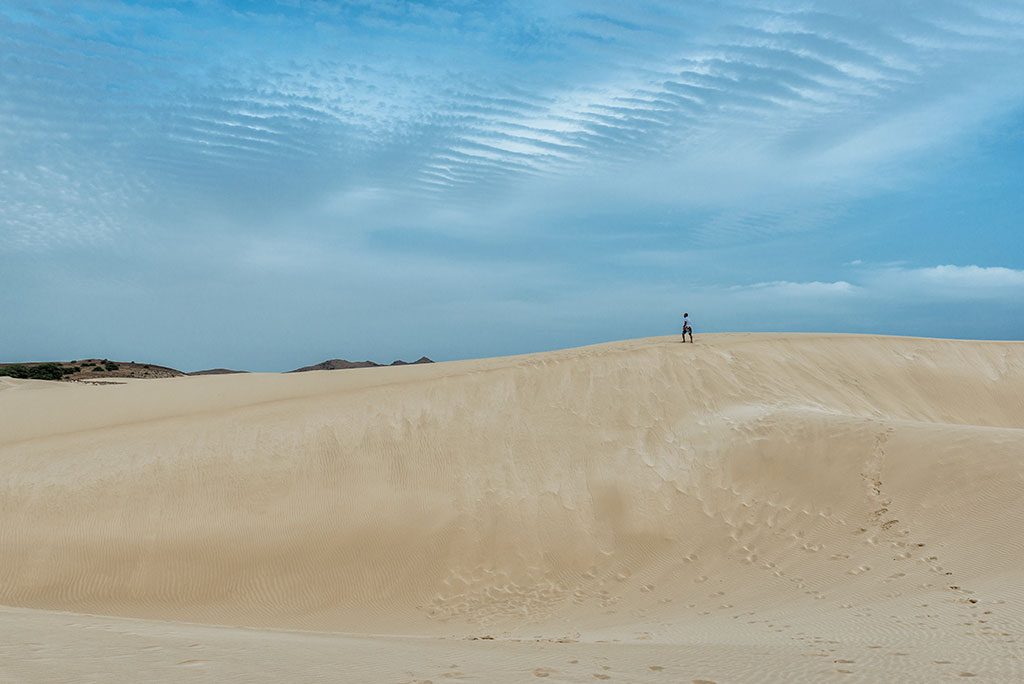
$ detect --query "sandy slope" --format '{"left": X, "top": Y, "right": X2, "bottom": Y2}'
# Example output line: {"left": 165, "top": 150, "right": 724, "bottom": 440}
{"left": 1, "top": 334, "right": 1022, "bottom": 682}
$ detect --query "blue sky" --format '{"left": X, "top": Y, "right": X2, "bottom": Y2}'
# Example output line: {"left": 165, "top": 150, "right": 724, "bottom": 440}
{"left": 2, "top": 0, "right": 1023, "bottom": 371}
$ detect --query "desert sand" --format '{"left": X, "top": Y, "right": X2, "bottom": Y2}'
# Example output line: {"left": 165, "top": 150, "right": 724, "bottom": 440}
{"left": 1, "top": 334, "right": 1022, "bottom": 682}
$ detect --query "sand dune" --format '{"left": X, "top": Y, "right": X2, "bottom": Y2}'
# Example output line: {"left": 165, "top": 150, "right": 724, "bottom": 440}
{"left": 1, "top": 334, "right": 1023, "bottom": 682}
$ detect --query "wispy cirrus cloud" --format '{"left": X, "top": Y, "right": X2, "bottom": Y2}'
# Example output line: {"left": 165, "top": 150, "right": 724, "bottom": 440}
{"left": 4, "top": 1, "right": 1023, "bottom": 248}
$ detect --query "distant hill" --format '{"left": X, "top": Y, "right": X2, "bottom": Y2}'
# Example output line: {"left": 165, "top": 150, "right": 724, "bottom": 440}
{"left": 288, "top": 357, "right": 433, "bottom": 373}
{"left": 1, "top": 356, "right": 434, "bottom": 381}
{"left": 389, "top": 356, "right": 434, "bottom": 366}
{"left": 289, "top": 360, "right": 379, "bottom": 373}
{"left": 0, "top": 359, "right": 184, "bottom": 381}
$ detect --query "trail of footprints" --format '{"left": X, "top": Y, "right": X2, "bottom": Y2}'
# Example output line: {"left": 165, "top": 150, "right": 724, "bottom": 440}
{"left": 423, "top": 423, "right": 1015, "bottom": 680}
{"left": 786, "top": 424, "right": 1017, "bottom": 677}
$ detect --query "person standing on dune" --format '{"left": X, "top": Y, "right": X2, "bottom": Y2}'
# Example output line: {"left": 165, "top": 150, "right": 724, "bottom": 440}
{"left": 682, "top": 313, "right": 693, "bottom": 343}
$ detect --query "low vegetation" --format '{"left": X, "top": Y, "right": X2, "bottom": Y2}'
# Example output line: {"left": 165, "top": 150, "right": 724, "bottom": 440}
{"left": 0, "top": 363, "right": 70, "bottom": 381}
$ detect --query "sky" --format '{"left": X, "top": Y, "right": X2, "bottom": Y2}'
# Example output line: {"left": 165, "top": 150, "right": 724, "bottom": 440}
{"left": 2, "top": 0, "right": 1023, "bottom": 371}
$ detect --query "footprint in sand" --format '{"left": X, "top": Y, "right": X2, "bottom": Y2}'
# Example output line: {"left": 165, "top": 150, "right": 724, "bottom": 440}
{"left": 692, "top": 679, "right": 717, "bottom": 684}
{"left": 592, "top": 675, "right": 611, "bottom": 680}
{"left": 532, "top": 667, "right": 555, "bottom": 677}
{"left": 648, "top": 665, "right": 664, "bottom": 671}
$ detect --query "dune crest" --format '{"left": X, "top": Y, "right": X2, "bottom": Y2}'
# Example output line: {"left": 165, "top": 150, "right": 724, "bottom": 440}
{"left": 1, "top": 334, "right": 1023, "bottom": 681}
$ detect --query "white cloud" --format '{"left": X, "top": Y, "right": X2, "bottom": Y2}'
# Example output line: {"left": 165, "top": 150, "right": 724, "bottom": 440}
{"left": 865, "top": 264, "right": 1024, "bottom": 299}
{"left": 680, "top": 265, "right": 1024, "bottom": 315}
{"left": 729, "top": 280, "right": 860, "bottom": 296}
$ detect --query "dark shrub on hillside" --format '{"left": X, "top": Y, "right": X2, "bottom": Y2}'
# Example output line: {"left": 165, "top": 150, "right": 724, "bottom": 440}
{"left": 104, "top": 363, "right": 119, "bottom": 371}
{"left": 0, "top": 363, "right": 65, "bottom": 381}
{"left": 32, "top": 364, "right": 66, "bottom": 380}
{"left": 91, "top": 366, "right": 104, "bottom": 373}
{"left": 0, "top": 365, "right": 28, "bottom": 379}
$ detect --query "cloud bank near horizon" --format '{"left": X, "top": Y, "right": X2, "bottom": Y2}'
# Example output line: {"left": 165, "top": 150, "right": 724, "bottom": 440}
{"left": 2, "top": 1, "right": 1023, "bottom": 369}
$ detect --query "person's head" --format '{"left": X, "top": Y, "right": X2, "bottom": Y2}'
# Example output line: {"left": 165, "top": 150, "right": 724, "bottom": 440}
{"left": 684, "top": 313, "right": 688, "bottom": 317}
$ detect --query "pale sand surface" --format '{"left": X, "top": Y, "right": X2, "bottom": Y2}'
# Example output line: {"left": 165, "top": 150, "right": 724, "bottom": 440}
{"left": 1, "top": 334, "right": 1022, "bottom": 682}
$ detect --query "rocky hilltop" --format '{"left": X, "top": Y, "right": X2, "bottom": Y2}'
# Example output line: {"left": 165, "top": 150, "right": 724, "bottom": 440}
{"left": 288, "top": 357, "right": 433, "bottom": 373}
